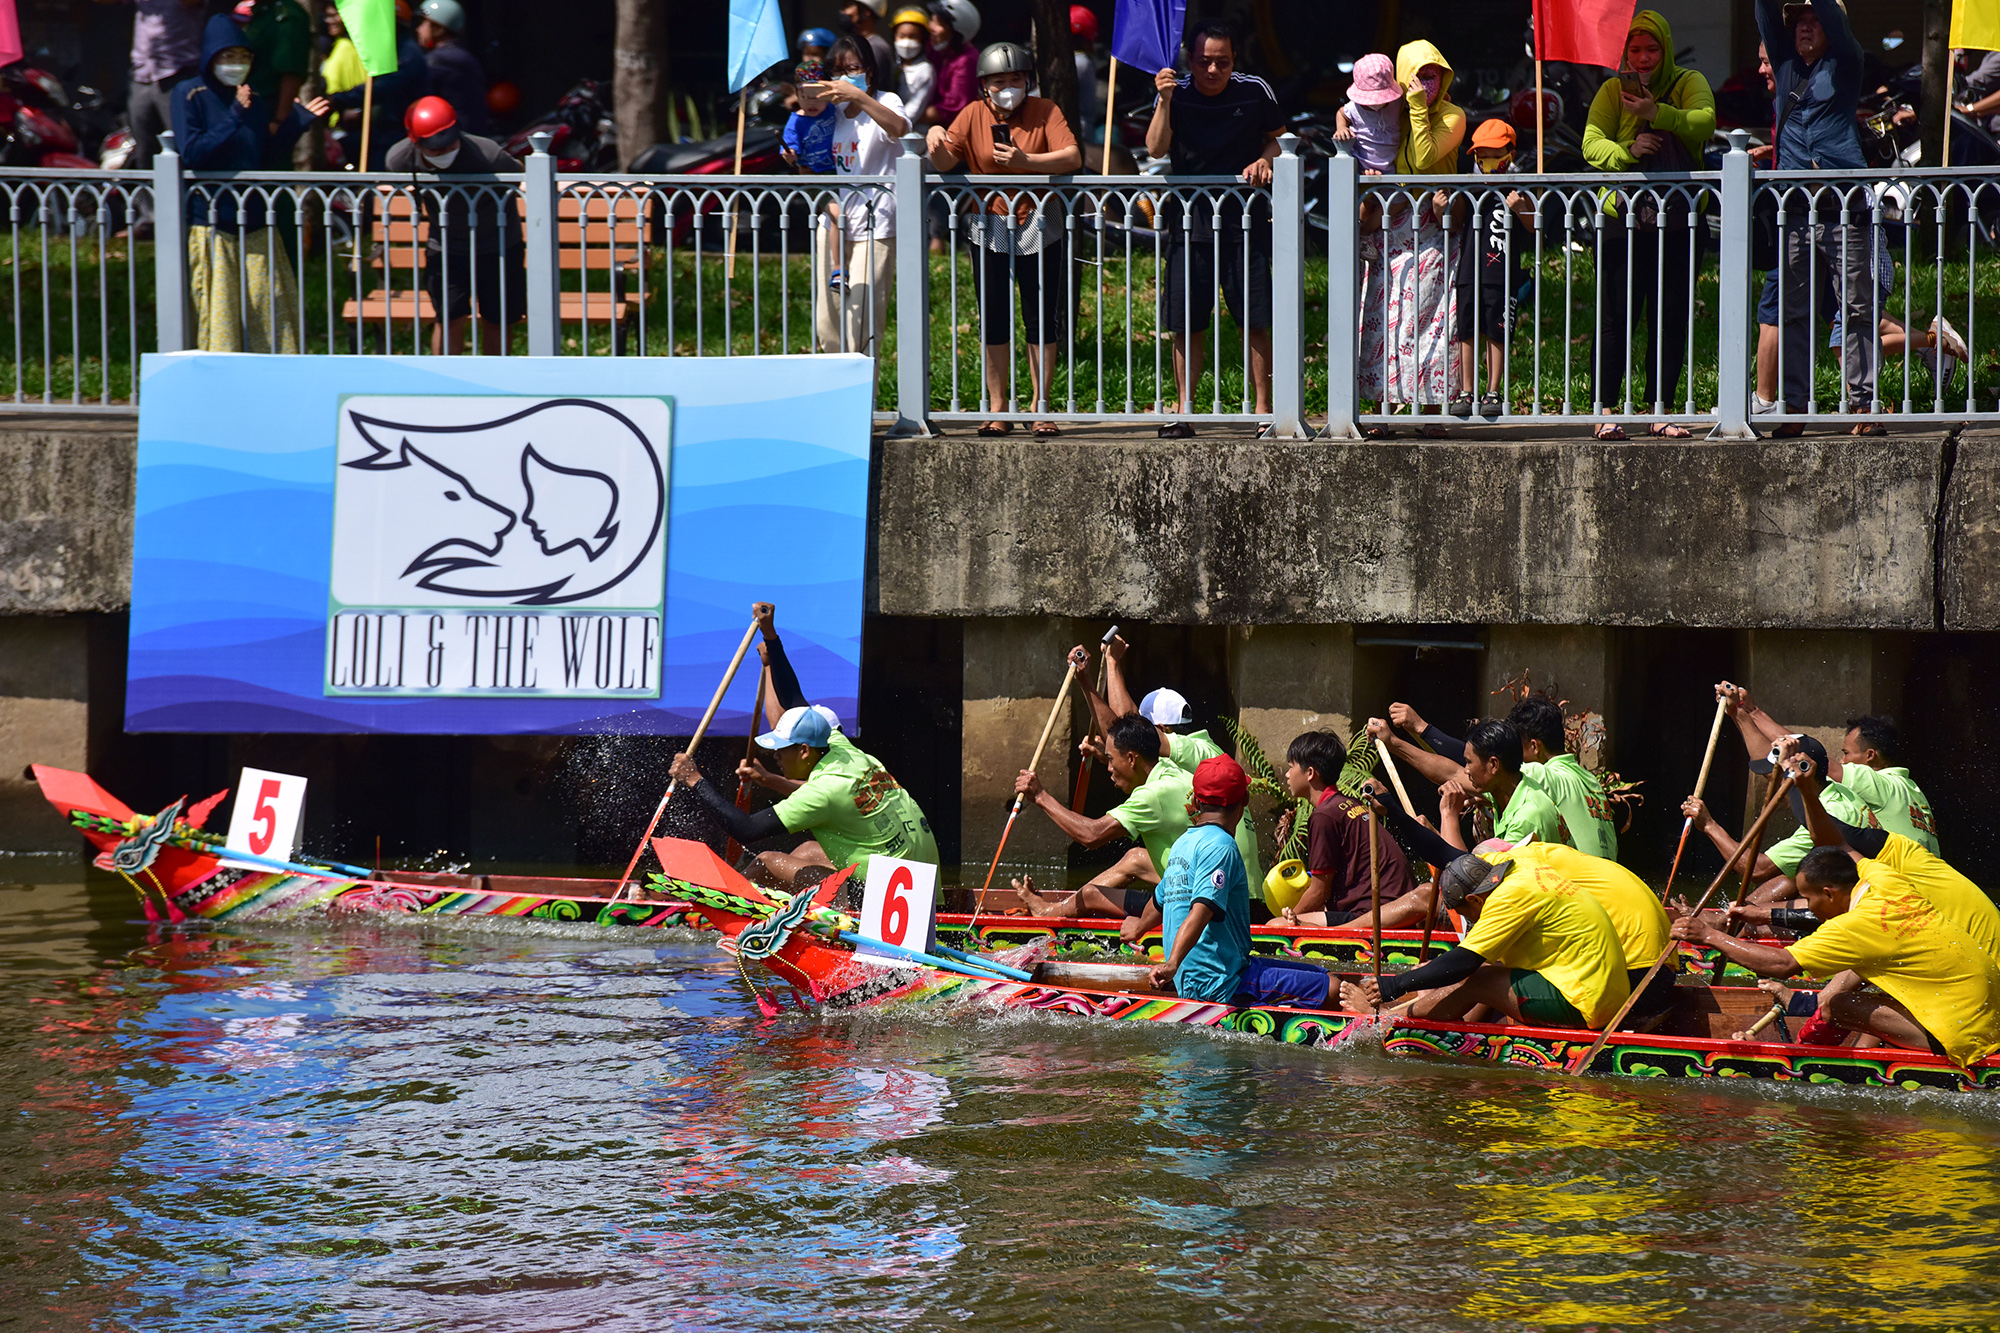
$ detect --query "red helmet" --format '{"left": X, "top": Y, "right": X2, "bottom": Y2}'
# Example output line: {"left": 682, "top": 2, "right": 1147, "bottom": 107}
{"left": 404, "top": 95, "right": 459, "bottom": 141}
{"left": 1069, "top": 4, "right": 1097, "bottom": 42}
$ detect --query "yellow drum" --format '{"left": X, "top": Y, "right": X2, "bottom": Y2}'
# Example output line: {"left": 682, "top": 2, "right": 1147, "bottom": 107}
{"left": 1263, "top": 858, "right": 1309, "bottom": 915}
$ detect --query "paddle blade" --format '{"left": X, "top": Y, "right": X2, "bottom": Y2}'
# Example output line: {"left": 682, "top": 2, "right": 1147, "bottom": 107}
{"left": 651, "top": 836, "right": 771, "bottom": 903}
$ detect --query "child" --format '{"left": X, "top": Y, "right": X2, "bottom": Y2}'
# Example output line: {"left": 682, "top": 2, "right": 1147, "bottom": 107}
{"left": 782, "top": 58, "right": 839, "bottom": 174}
{"left": 1449, "top": 118, "right": 1538, "bottom": 415}
{"left": 1149, "top": 757, "right": 1255, "bottom": 1003}
{"left": 797, "top": 26, "right": 835, "bottom": 61}
{"left": 889, "top": 7, "right": 936, "bottom": 125}
{"left": 1335, "top": 52, "right": 1404, "bottom": 173}
{"left": 1273, "top": 731, "right": 1415, "bottom": 928}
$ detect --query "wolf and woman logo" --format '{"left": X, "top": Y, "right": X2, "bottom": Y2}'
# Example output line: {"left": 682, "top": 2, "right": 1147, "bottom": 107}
{"left": 330, "top": 396, "right": 669, "bottom": 609}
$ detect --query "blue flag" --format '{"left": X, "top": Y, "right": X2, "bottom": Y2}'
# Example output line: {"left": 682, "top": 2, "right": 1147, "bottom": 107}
{"left": 728, "top": 0, "right": 789, "bottom": 94}
{"left": 1110, "top": 0, "right": 1185, "bottom": 73}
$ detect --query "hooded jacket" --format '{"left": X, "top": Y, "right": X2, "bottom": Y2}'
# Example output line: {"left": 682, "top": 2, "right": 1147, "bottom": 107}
{"left": 170, "top": 14, "right": 317, "bottom": 228}
{"left": 1582, "top": 10, "right": 1716, "bottom": 170}
{"left": 1392, "top": 41, "right": 1464, "bottom": 174}
{"left": 1755, "top": 0, "right": 1865, "bottom": 170}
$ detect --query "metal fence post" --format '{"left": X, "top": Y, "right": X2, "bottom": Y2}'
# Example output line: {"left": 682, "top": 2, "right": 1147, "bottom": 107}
{"left": 1269, "top": 132, "right": 1306, "bottom": 438}
{"left": 1714, "top": 128, "right": 1754, "bottom": 439}
{"left": 524, "top": 131, "right": 559, "bottom": 356}
{"left": 1324, "top": 141, "right": 1360, "bottom": 439}
{"left": 891, "top": 133, "right": 931, "bottom": 436}
{"left": 153, "top": 131, "right": 187, "bottom": 353}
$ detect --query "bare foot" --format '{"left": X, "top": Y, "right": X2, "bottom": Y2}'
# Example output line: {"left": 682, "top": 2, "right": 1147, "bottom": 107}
{"left": 1011, "top": 875, "right": 1077, "bottom": 920}
{"left": 1337, "top": 979, "right": 1380, "bottom": 1014}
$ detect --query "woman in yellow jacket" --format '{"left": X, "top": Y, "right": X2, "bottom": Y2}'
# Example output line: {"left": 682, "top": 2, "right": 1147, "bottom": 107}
{"left": 1581, "top": 10, "right": 1715, "bottom": 440}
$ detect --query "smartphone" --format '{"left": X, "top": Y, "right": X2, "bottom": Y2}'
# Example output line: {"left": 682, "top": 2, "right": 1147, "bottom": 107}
{"left": 1619, "top": 71, "right": 1645, "bottom": 93}
{"left": 991, "top": 124, "right": 1012, "bottom": 148}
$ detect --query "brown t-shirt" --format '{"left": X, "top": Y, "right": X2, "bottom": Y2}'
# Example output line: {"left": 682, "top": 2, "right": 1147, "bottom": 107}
{"left": 940, "top": 96, "right": 1078, "bottom": 225}
{"left": 1307, "top": 788, "right": 1415, "bottom": 915}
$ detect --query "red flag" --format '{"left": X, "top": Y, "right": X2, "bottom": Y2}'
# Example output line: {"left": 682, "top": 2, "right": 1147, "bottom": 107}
{"left": 0, "top": 0, "right": 20, "bottom": 68}
{"left": 1533, "top": 0, "right": 1628, "bottom": 69}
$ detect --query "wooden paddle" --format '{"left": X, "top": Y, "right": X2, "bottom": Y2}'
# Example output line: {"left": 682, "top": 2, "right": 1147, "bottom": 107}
{"left": 723, "top": 664, "right": 771, "bottom": 865}
{"left": 612, "top": 618, "right": 761, "bottom": 900}
{"left": 1566, "top": 775, "right": 1796, "bottom": 1076}
{"left": 1660, "top": 693, "right": 1733, "bottom": 903}
{"left": 1375, "top": 737, "right": 1436, "bottom": 962}
{"left": 1367, "top": 802, "right": 1383, "bottom": 988}
{"left": 1741, "top": 1002, "right": 1785, "bottom": 1041}
{"left": 1710, "top": 764, "right": 1783, "bottom": 982}
{"left": 1070, "top": 625, "right": 1119, "bottom": 813}
{"left": 969, "top": 658, "right": 1081, "bottom": 927}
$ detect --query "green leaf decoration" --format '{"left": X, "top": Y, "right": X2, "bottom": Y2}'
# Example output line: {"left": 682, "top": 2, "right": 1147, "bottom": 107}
{"left": 1217, "top": 715, "right": 1277, "bottom": 787}
{"left": 1334, "top": 725, "right": 1378, "bottom": 800}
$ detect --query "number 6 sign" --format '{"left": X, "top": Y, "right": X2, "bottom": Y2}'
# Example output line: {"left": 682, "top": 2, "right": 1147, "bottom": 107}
{"left": 222, "top": 767, "right": 309, "bottom": 869}
{"left": 857, "top": 856, "right": 938, "bottom": 963}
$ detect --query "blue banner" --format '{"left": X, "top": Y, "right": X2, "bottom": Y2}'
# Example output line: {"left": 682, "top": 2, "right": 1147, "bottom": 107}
{"left": 728, "top": 0, "right": 790, "bottom": 93}
{"left": 1110, "top": 0, "right": 1186, "bottom": 73}
{"left": 128, "top": 354, "right": 872, "bottom": 735}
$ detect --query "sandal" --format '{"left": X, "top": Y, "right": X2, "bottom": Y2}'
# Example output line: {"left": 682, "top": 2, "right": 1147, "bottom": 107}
{"left": 1415, "top": 423, "right": 1451, "bottom": 439}
{"left": 977, "top": 421, "right": 1013, "bottom": 437}
{"left": 1849, "top": 418, "right": 1886, "bottom": 436}
{"left": 1032, "top": 422, "right": 1062, "bottom": 438}
{"left": 1594, "top": 421, "right": 1627, "bottom": 441}
{"left": 1771, "top": 420, "right": 1805, "bottom": 438}
{"left": 1647, "top": 422, "right": 1693, "bottom": 439}
{"left": 1478, "top": 393, "right": 1503, "bottom": 415}
{"left": 1157, "top": 421, "right": 1197, "bottom": 439}
{"left": 1447, "top": 390, "right": 1474, "bottom": 415}
{"left": 1362, "top": 423, "right": 1399, "bottom": 439}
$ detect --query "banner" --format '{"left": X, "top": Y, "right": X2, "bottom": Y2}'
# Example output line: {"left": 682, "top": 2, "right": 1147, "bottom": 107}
{"left": 1952, "top": 0, "right": 2000, "bottom": 53}
{"left": 1110, "top": 0, "right": 1186, "bottom": 74}
{"left": 0, "top": 0, "right": 20, "bottom": 69}
{"left": 330, "top": 0, "right": 398, "bottom": 77}
{"left": 129, "top": 354, "right": 872, "bottom": 734}
{"left": 1532, "top": 0, "right": 1628, "bottom": 70}
{"left": 727, "top": 0, "right": 789, "bottom": 93}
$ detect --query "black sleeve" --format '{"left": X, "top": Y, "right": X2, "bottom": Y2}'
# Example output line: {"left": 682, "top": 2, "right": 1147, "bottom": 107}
{"left": 1379, "top": 804, "right": 1459, "bottom": 870}
{"left": 1377, "top": 945, "right": 1486, "bottom": 1004}
{"left": 1834, "top": 816, "right": 1889, "bottom": 859}
{"left": 1420, "top": 724, "right": 1466, "bottom": 764}
{"left": 692, "top": 775, "right": 786, "bottom": 843}
{"left": 1769, "top": 907, "right": 1823, "bottom": 936}
{"left": 763, "top": 635, "right": 808, "bottom": 712}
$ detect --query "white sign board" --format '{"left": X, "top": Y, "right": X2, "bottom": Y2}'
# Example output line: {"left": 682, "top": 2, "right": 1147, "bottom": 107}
{"left": 223, "top": 768, "right": 308, "bottom": 867}
{"left": 325, "top": 394, "right": 672, "bottom": 698}
{"left": 855, "top": 857, "right": 937, "bottom": 964}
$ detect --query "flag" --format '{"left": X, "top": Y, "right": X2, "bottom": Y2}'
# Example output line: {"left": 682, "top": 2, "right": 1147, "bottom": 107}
{"left": 1533, "top": 0, "right": 1627, "bottom": 69}
{"left": 0, "top": 0, "right": 22, "bottom": 69}
{"left": 1952, "top": 0, "right": 2000, "bottom": 52}
{"left": 1111, "top": 0, "right": 1186, "bottom": 73}
{"left": 728, "top": 0, "right": 788, "bottom": 94}
{"left": 331, "top": 0, "right": 398, "bottom": 77}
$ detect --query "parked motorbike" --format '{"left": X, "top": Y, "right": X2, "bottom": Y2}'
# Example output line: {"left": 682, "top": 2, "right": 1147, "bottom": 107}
{"left": 501, "top": 78, "right": 619, "bottom": 173}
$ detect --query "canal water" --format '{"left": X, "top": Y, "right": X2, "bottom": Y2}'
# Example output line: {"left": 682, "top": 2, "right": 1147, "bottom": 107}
{"left": 6, "top": 866, "right": 2000, "bottom": 1332}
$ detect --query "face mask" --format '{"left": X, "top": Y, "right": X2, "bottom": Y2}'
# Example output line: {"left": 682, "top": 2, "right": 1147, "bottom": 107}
{"left": 1418, "top": 72, "right": 1441, "bottom": 102}
{"left": 834, "top": 13, "right": 856, "bottom": 32}
{"left": 895, "top": 37, "right": 922, "bottom": 59}
{"left": 1475, "top": 153, "right": 1511, "bottom": 174}
{"left": 839, "top": 72, "right": 867, "bottom": 91}
{"left": 990, "top": 85, "right": 1025, "bottom": 112}
{"left": 214, "top": 58, "right": 252, "bottom": 87}
{"left": 421, "top": 144, "right": 460, "bottom": 168}
{"left": 931, "top": 35, "right": 950, "bottom": 51}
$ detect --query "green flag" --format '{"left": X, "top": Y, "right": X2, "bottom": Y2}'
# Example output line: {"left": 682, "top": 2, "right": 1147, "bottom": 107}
{"left": 332, "top": 0, "right": 398, "bottom": 77}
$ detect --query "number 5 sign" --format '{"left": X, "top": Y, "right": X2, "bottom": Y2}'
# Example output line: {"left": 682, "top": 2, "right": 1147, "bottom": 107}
{"left": 222, "top": 767, "right": 308, "bottom": 868}
{"left": 856, "top": 857, "right": 937, "bottom": 963}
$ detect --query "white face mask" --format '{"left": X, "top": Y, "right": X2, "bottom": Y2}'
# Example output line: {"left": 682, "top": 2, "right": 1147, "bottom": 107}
{"left": 213, "top": 58, "right": 252, "bottom": 87}
{"left": 990, "top": 85, "right": 1025, "bottom": 112}
{"left": 895, "top": 37, "right": 922, "bottom": 59}
{"left": 421, "top": 144, "right": 461, "bottom": 168}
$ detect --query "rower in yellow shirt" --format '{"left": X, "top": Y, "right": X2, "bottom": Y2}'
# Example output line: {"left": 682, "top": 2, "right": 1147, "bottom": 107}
{"left": 1500, "top": 841, "right": 1675, "bottom": 1023}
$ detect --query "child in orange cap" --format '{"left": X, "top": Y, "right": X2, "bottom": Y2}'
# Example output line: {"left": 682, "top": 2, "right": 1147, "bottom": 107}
{"left": 1449, "top": 118, "right": 1540, "bottom": 417}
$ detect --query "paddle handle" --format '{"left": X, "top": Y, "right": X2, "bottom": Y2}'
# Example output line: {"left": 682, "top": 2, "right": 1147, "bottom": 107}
{"left": 1374, "top": 738, "right": 1420, "bottom": 819}
{"left": 971, "top": 660, "right": 1082, "bottom": 928}
{"left": 1743, "top": 1003, "right": 1785, "bottom": 1040}
{"left": 1367, "top": 804, "right": 1382, "bottom": 986}
{"left": 1691, "top": 692, "right": 1732, "bottom": 804}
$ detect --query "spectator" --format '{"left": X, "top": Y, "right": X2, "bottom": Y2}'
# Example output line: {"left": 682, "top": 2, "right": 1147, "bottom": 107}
{"left": 811, "top": 37, "right": 909, "bottom": 366}
{"left": 838, "top": 0, "right": 897, "bottom": 92}
{"left": 1581, "top": 10, "right": 1714, "bottom": 440}
{"left": 328, "top": 1, "right": 429, "bottom": 170}
{"left": 172, "top": 14, "right": 329, "bottom": 351}
{"left": 925, "top": 0, "right": 979, "bottom": 127}
{"left": 1356, "top": 39, "right": 1464, "bottom": 437}
{"left": 416, "top": 0, "right": 488, "bottom": 136}
{"left": 782, "top": 58, "right": 838, "bottom": 173}
{"left": 1756, "top": 0, "right": 1880, "bottom": 434}
{"left": 1144, "top": 18, "right": 1284, "bottom": 439}
{"left": 798, "top": 26, "right": 836, "bottom": 61}
{"left": 889, "top": 7, "right": 935, "bottom": 125}
{"left": 241, "top": 0, "right": 309, "bottom": 138}
{"left": 1449, "top": 119, "right": 1539, "bottom": 415}
{"left": 319, "top": 3, "right": 366, "bottom": 166}
{"left": 1071, "top": 3, "right": 1100, "bottom": 132}
{"left": 926, "top": 40, "right": 1082, "bottom": 437}
{"left": 385, "top": 94, "right": 523, "bottom": 354}
{"left": 1956, "top": 47, "right": 2000, "bottom": 136}
{"left": 98, "top": 0, "right": 204, "bottom": 238}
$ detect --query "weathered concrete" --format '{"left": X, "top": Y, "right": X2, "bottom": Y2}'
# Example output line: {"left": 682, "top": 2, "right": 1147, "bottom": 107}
{"left": 0, "top": 616, "right": 93, "bottom": 851}
{"left": 1733, "top": 629, "right": 1906, "bottom": 838}
{"left": 0, "top": 414, "right": 137, "bottom": 613}
{"left": 879, "top": 437, "right": 1946, "bottom": 629}
{"left": 1230, "top": 624, "right": 1355, "bottom": 775}
{"left": 1943, "top": 434, "right": 2000, "bottom": 630}
{"left": 960, "top": 617, "right": 1090, "bottom": 873}
{"left": 1485, "top": 625, "right": 1616, "bottom": 768}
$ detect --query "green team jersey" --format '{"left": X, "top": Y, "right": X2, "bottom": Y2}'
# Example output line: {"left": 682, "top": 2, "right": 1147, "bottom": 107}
{"left": 1520, "top": 753, "right": 1618, "bottom": 860}
{"left": 772, "top": 733, "right": 938, "bottom": 877}
{"left": 1839, "top": 763, "right": 1940, "bottom": 853}
{"left": 1109, "top": 758, "right": 1195, "bottom": 876}
{"left": 1165, "top": 729, "right": 1265, "bottom": 899}
{"left": 1491, "top": 779, "right": 1571, "bottom": 847}
{"left": 1765, "top": 779, "right": 1874, "bottom": 876}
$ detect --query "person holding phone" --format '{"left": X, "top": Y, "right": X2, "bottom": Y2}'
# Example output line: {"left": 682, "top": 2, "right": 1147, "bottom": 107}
{"left": 926, "top": 41, "right": 1083, "bottom": 438}
{"left": 809, "top": 37, "right": 910, "bottom": 370}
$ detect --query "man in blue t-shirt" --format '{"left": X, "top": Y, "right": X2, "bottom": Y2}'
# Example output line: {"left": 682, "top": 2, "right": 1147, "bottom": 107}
{"left": 1150, "top": 755, "right": 1254, "bottom": 1002}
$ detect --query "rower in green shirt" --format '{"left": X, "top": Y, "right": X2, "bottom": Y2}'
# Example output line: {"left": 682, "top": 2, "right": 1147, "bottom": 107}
{"left": 1444, "top": 720, "right": 1570, "bottom": 851}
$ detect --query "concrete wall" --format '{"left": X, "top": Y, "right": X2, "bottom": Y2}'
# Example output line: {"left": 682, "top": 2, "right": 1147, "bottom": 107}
{"left": 0, "top": 415, "right": 135, "bottom": 613}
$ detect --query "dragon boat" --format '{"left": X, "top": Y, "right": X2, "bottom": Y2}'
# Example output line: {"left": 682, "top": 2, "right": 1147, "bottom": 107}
{"left": 33, "top": 762, "right": 1766, "bottom": 982}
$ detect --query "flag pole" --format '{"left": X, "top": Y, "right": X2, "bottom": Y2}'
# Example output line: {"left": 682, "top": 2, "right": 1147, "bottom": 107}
{"left": 1100, "top": 55, "right": 1119, "bottom": 172}
{"left": 359, "top": 74, "right": 374, "bottom": 170}
{"left": 1534, "top": 58, "right": 1545, "bottom": 172}
{"left": 726, "top": 86, "right": 748, "bottom": 279}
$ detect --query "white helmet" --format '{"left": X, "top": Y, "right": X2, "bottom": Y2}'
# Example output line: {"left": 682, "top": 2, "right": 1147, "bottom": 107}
{"left": 933, "top": 0, "right": 980, "bottom": 43}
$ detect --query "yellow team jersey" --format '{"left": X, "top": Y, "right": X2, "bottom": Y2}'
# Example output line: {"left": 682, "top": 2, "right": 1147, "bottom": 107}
{"left": 1499, "top": 842, "right": 1669, "bottom": 972}
{"left": 1787, "top": 866, "right": 2000, "bottom": 1068}
{"left": 1460, "top": 859, "right": 1631, "bottom": 1029}
{"left": 1862, "top": 834, "right": 2000, "bottom": 967}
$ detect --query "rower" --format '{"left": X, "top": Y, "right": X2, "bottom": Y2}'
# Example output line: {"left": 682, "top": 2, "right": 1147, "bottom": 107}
{"left": 1376, "top": 696, "right": 1616, "bottom": 857}
{"left": 1148, "top": 756, "right": 1254, "bottom": 1001}
{"left": 1011, "top": 712, "right": 1194, "bottom": 928}
{"left": 1336, "top": 851, "right": 1630, "bottom": 1031}
{"left": 1682, "top": 734, "right": 1881, "bottom": 908}
{"left": 1073, "top": 636, "right": 1264, "bottom": 908}
{"left": 1273, "top": 730, "right": 1416, "bottom": 927}
{"left": 1674, "top": 844, "right": 2000, "bottom": 1069}
{"left": 735, "top": 602, "right": 850, "bottom": 797}
{"left": 1441, "top": 721, "right": 1569, "bottom": 850}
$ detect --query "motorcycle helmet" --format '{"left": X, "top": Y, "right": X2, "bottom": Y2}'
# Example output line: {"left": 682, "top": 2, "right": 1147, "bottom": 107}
{"left": 418, "top": 0, "right": 466, "bottom": 33}
{"left": 799, "top": 27, "right": 837, "bottom": 51}
{"left": 976, "top": 41, "right": 1033, "bottom": 79}
{"left": 404, "top": 94, "right": 459, "bottom": 140}
{"left": 932, "top": 0, "right": 980, "bottom": 44}
{"left": 1069, "top": 4, "right": 1098, "bottom": 43}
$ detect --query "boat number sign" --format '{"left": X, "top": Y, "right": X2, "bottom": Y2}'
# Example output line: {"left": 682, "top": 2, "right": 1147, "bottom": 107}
{"left": 222, "top": 767, "right": 307, "bottom": 868}
{"left": 857, "top": 857, "right": 938, "bottom": 962}
{"left": 324, "top": 395, "right": 673, "bottom": 698}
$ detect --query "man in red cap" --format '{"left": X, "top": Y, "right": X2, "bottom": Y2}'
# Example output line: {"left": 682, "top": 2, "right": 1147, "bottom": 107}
{"left": 386, "top": 94, "right": 526, "bottom": 354}
{"left": 1148, "top": 754, "right": 1254, "bottom": 1001}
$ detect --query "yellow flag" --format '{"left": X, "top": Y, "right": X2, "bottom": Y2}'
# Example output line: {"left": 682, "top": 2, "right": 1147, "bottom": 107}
{"left": 1951, "top": 0, "right": 2000, "bottom": 52}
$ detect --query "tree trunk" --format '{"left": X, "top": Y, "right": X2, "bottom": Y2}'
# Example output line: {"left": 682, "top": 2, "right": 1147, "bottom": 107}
{"left": 1032, "top": 0, "right": 1079, "bottom": 132}
{"left": 614, "top": 0, "right": 670, "bottom": 169}
{"left": 1921, "top": 0, "right": 1948, "bottom": 164}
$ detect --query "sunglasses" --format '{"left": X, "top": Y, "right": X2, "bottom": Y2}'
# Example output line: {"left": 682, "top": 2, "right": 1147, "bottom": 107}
{"left": 416, "top": 126, "right": 461, "bottom": 153}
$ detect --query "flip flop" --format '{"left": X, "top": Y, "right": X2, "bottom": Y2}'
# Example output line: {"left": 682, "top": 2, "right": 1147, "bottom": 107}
{"left": 1595, "top": 422, "right": 1627, "bottom": 441}
{"left": 1647, "top": 422, "right": 1693, "bottom": 439}
{"left": 1157, "top": 421, "right": 1197, "bottom": 439}
{"left": 977, "top": 421, "right": 1013, "bottom": 437}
